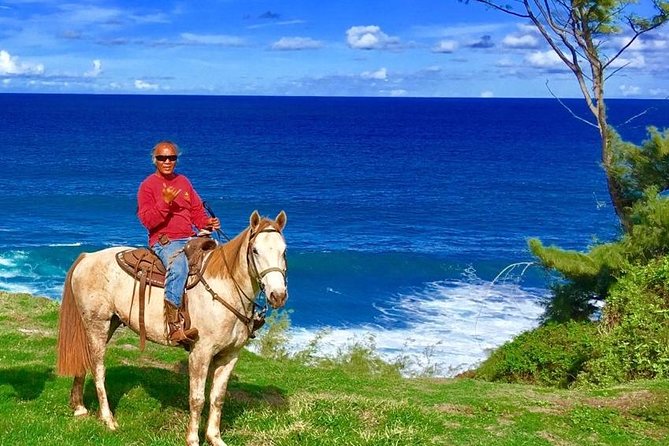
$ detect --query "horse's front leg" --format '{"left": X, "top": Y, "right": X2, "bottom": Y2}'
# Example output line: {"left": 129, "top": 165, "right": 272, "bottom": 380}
{"left": 186, "top": 347, "right": 213, "bottom": 446}
{"left": 205, "top": 354, "right": 239, "bottom": 446}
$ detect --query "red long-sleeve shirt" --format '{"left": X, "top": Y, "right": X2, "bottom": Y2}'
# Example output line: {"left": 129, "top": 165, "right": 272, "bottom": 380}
{"left": 137, "top": 173, "right": 210, "bottom": 247}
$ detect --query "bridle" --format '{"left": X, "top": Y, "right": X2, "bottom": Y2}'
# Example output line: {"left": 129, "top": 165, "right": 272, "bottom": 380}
{"left": 197, "top": 226, "right": 286, "bottom": 337}
{"left": 247, "top": 227, "right": 287, "bottom": 292}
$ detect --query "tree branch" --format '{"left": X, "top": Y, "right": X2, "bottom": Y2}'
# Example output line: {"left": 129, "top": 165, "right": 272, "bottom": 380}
{"left": 545, "top": 80, "right": 598, "bottom": 129}
{"left": 475, "top": 0, "right": 530, "bottom": 18}
{"left": 603, "top": 19, "right": 667, "bottom": 70}
{"left": 619, "top": 108, "right": 650, "bottom": 127}
{"left": 605, "top": 62, "right": 629, "bottom": 82}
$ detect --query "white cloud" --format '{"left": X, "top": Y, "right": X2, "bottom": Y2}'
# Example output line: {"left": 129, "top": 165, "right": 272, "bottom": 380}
{"left": 84, "top": 59, "right": 102, "bottom": 77}
{"left": 496, "top": 57, "right": 515, "bottom": 67}
{"left": 413, "top": 23, "right": 506, "bottom": 38}
{"left": 525, "top": 50, "right": 562, "bottom": 68}
{"left": 271, "top": 37, "right": 323, "bottom": 51}
{"left": 502, "top": 34, "right": 540, "bottom": 49}
{"left": 432, "top": 40, "right": 457, "bottom": 53}
{"left": 649, "top": 88, "right": 669, "bottom": 97}
{"left": 247, "top": 19, "right": 306, "bottom": 30}
{"left": 134, "top": 79, "right": 159, "bottom": 90}
{"left": 516, "top": 23, "right": 540, "bottom": 35}
{"left": 56, "top": 4, "right": 169, "bottom": 26}
{"left": 608, "top": 53, "right": 645, "bottom": 69}
{"left": 0, "top": 50, "right": 45, "bottom": 75}
{"left": 480, "top": 90, "right": 494, "bottom": 98}
{"left": 57, "top": 5, "right": 123, "bottom": 26}
{"left": 361, "top": 67, "right": 387, "bottom": 80}
{"left": 389, "top": 89, "right": 407, "bottom": 97}
{"left": 346, "top": 25, "right": 399, "bottom": 50}
{"left": 611, "top": 36, "right": 668, "bottom": 53}
{"left": 619, "top": 84, "right": 641, "bottom": 97}
{"left": 181, "top": 33, "right": 245, "bottom": 47}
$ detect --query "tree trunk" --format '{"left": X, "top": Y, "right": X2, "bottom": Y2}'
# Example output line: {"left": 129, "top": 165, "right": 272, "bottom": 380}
{"left": 594, "top": 82, "right": 632, "bottom": 232}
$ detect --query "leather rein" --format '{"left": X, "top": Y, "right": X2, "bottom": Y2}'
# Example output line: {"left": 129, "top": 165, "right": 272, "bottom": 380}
{"left": 196, "top": 227, "right": 286, "bottom": 336}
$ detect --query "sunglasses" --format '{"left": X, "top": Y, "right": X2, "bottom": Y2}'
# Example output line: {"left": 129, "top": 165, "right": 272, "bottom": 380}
{"left": 155, "top": 155, "right": 178, "bottom": 162}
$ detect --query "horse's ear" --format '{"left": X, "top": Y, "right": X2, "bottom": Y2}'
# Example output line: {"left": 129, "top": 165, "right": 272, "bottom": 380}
{"left": 250, "top": 210, "right": 261, "bottom": 231}
{"left": 275, "top": 210, "right": 287, "bottom": 231}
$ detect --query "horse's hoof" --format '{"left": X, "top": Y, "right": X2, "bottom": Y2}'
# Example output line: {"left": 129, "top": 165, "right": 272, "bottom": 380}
{"left": 102, "top": 417, "right": 118, "bottom": 430}
{"left": 205, "top": 434, "right": 227, "bottom": 446}
{"left": 73, "top": 406, "right": 88, "bottom": 417}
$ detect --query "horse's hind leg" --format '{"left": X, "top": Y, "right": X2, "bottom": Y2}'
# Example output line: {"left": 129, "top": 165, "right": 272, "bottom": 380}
{"left": 70, "top": 375, "right": 88, "bottom": 416}
{"left": 87, "top": 317, "right": 119, "bottom": 430}
{"left": 69, "top": 316, "right": 122, "bottom": 418}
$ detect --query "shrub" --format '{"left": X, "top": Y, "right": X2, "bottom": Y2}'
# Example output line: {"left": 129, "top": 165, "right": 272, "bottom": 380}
{"left": 252, "top": 309, "right": 292, "bottom": 360}
{"left": 577, "top": 256, "right": 669, "bottom": 386}
{"left": 475, "top": 321, "right": 597, "bottom": 388}
{"left": 316, "top": 334, "right": 403, "bottom": 378}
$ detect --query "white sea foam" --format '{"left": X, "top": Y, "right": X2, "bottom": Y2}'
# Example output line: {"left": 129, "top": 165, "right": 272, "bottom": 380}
{"left": 280, "top": 278, "right": 546, "bottom": 377}
{"left": 47, "top": 242, "right": 82, "bottom": 247}
{"left": 0, "top": 251, "right": 26, "bottom": 275}
{"left": 0, "top": 282, "right": 36, "bottom": 295}
{"left": 0, "top": 251, "right": 51, "bottom": 293}
{"left": 0, "top": 270, "right": 19, "bottom": 279}
{"left": 0, "top": 254, "right": 19, "bottom": 267}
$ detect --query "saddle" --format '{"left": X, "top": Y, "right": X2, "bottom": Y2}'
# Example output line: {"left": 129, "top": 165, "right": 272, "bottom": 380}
{"left": 115, "top": 237, "right": 217, "bottom": 350}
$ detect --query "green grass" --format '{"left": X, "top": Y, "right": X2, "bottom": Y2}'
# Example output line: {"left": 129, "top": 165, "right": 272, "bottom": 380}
{"left": 1, "top": 291, "right": 668, "bottom": 445}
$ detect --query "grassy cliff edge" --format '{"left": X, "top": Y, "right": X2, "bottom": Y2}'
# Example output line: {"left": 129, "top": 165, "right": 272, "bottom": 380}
{"left": 0, "top": 291, "right": 667, "bottom": 445}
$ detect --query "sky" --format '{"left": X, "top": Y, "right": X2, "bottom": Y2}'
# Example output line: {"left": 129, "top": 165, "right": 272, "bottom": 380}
{"left": 0, "top": 0, "right": 667, "bottom": 98}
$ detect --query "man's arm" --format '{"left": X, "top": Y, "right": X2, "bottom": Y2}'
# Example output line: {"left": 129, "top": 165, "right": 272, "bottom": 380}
{"left": 137, "top": 180, "right": 173, "bottom": 230}
{"left": 189, "top": 187, "right": 219, "bottom": 230}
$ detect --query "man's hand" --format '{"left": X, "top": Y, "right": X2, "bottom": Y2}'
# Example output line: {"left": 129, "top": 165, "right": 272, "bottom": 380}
{"left": 162, "top": 183, "right": 181, "bottom": 204}
{"left": 206, "top": 217, "right": 221, "bottom": 230}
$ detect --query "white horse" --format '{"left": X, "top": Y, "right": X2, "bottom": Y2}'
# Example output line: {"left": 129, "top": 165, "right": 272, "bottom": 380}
{"left": 57, "top": 210, "right": 288, "bottom": 446}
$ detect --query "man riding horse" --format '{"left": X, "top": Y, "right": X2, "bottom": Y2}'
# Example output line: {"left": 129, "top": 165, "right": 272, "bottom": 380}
{"left": 137, "top": 140, "right": 220, "bottom": 345}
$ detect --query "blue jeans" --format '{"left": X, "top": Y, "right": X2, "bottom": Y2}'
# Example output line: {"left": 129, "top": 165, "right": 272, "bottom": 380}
{"left": 152, "top": 238, "right": 189, "bottom": 308}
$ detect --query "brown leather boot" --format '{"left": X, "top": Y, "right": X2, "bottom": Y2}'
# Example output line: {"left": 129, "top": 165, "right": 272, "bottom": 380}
{"left": 165, "top": 302, "right": 198, "bottom": 345}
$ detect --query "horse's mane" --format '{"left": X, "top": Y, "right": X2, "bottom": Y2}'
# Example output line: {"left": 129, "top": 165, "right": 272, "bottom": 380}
{"left": 206, "top": 218, "right": 282, "bottom": 280}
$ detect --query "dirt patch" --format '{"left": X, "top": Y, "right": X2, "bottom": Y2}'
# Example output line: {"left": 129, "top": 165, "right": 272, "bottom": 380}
{"left": 581, "top": 390, "right": 655, "bottom": 412}
{"left": 17, "top": 327, "right": 55, "bottom": 337}
{"left": 434, "top": 403, "right": 475, "bottom": 416}
{"left": 488, "top": 386, "right": 664, "bottom": 417}
{"left": 228, "top": 388, "right": 285, "bottom": 408}
{"left": 537, "top": 431, "right": 575, "bottom": 446}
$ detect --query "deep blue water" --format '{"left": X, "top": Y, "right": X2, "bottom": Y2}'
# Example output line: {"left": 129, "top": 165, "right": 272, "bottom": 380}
{"left": 1, "top": 94, "right": 667, "bottom": 374}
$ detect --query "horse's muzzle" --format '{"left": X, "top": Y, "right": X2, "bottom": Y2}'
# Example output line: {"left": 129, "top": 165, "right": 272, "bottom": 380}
{"left": 268, "top": 290, "right": 287, "bottom": 309}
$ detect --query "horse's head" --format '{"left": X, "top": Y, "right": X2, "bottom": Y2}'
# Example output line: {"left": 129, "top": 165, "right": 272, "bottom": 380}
{"left": 248, "top": 210, "right": 288, "bottom": 309}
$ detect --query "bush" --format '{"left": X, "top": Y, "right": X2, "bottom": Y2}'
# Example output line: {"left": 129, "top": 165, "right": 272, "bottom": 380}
{"left": 475, "top": 321, "right": 597, "bottom": 388}
{"left": 315, "top": 334, "right": 403, "bottom": 378}
{"left": 577, "top": 256, "right": 669, "bottom": 386}
{"left": 252, "top": 309, "right": 292, "bottom": 360}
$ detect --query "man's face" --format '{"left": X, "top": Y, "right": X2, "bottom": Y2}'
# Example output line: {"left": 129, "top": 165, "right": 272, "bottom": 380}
{"left": 154, "top": 144, "right": 178, "bottom": 176}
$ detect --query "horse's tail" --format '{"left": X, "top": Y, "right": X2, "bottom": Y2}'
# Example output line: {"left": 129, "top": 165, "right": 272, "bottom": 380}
{"left": 56, "top": 254, "right": 92, "bottom": 377}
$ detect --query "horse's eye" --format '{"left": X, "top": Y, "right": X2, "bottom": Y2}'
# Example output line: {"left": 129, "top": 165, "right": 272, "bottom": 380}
{"left": 252, "top": 247, "right": 259, "bottom": 255}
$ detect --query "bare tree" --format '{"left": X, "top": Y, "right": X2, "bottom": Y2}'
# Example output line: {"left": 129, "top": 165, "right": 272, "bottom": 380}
{"left": 472, "top": 0, "right": 668, "bottom": 231}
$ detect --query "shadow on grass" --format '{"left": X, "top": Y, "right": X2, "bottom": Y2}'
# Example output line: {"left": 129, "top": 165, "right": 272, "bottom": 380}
{"left": 83, "top": 364, "right": 288, "bottom": 422}
{"left": 0, "top": 366, "right": 54, "bottom": 400}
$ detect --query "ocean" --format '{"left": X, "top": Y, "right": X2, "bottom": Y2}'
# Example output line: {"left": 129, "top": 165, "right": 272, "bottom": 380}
{"left": 1, "top": 94, "right": 667, "bottom": 376}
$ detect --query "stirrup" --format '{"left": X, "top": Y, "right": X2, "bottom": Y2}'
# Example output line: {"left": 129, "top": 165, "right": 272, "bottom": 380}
{"left": 165, "top": 301, "right": 198, "bottom": 345}
{"left": 168, "top": 320, "right": 199, "bottom": 344}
